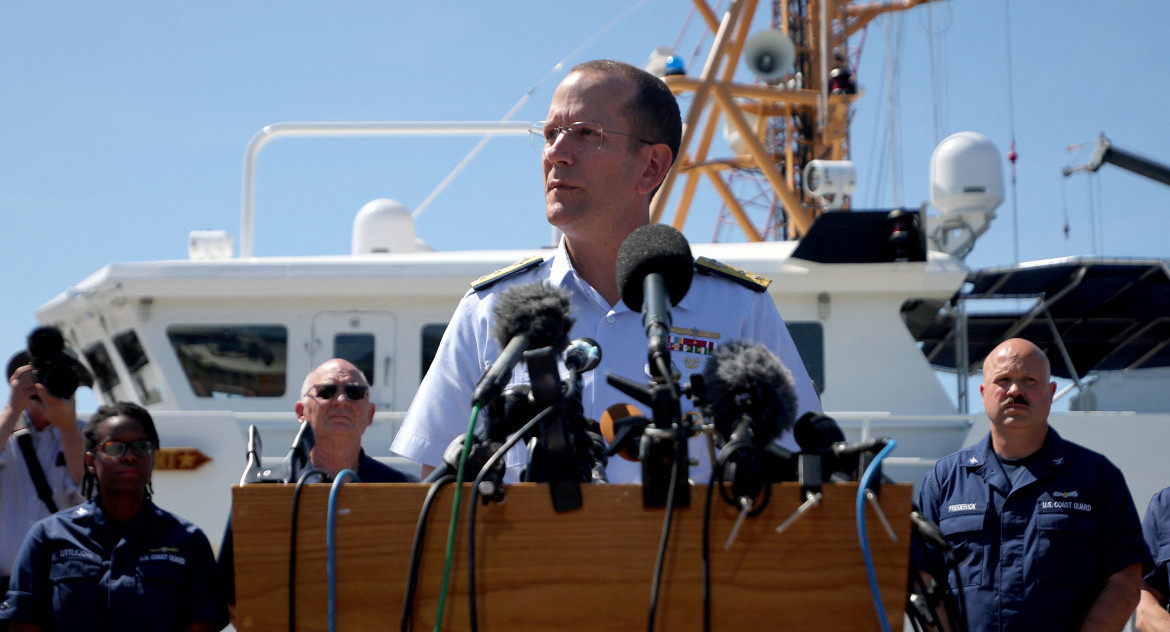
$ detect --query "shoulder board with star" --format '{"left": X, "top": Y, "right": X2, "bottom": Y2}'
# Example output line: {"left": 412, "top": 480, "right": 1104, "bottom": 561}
{"left": 470, "top": 255, "right": 545, "bottom": 292}
{"left": 694, "top": 256, "right": 772, "bottom": 292}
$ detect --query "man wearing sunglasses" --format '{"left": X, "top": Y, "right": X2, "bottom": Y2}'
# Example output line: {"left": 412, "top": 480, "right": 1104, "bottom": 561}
{"left": 218, "top": 358, "right": 415, "bottom": 623}
{"left": 0, "top": 350, "right": 92, "bottom": 609}
{"left": 393, "top": 60, "right": 820, "bottom": 484}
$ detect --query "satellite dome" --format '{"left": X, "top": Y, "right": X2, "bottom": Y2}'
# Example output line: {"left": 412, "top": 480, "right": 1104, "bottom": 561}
{"left": 352, "top": 198, "right": 415, "bottom": 255}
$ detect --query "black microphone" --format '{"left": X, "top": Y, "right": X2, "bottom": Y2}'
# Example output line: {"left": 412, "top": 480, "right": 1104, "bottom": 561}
{"left": 615, "top": 224, "right": 694, "bottom": 377}
{"left": 471, "top": 282, "right": 574, "bottom": 407}
{"left": 701, "top": 340, "right": 798, "bottom": 448}
{"left": 793, "top": 411, "right": 846, "bottom": 453}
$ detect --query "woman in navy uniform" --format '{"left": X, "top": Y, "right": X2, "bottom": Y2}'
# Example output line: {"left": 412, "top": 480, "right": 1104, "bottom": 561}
{"left": 0, "top": 402, "right": 227, "bottom": 632}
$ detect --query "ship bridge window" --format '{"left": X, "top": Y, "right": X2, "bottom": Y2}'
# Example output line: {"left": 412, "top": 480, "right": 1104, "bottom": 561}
{"left": 786, "top": 322, "right": 824, "bottom": 395}
{"left": 166, "top": 325, "right": 287, "bottom": 398}
{"left": 334, "top": 333, "right": 375, "bottom": 383}
{"left": 84, "top": 342, "right": 120, "bottom": 400}
{"left": 113, "top": 329, "right": 162, "bottom": 405}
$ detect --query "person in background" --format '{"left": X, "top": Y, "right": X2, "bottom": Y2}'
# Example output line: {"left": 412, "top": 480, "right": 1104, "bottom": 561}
{"left": 1137, "top": 486, "right": 1170, "bottom": 631}
{"left": 0, "top": 340, "right": 92, "bottom": 602}
{"left": 392, "top": 59, "right": 820, "bottom": 483}
{"left": 217, "top": 358, "right": 416, "bottom": 623}
{"left": 915, "top": 338, "right": 1148, "bottom": 631}
{"left": 0, "top": 402, "right": 228, "bottom": 631}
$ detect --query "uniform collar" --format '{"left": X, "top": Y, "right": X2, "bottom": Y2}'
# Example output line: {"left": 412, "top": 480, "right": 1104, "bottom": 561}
{"left": 963, "top": 428, "right": 1069, "bottom": 494}
{"left": 549, "top": 237, "right": 624, "bottom": 313}
{"left": 550, "top": 235, "right": 698, "bottom": 314}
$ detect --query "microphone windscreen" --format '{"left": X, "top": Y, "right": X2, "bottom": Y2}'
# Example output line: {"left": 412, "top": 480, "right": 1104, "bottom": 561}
{"left": 701, "top": 340, "right": 797, "bottom": 445}
{"left": 491, "top": 282, "right": 574, "bottom": 351}
{"left": 599, "top": 402, "right": 643, "bottom": 462}
{"left": 793, "top": 411, "right": 846, "bottom": 453}
{"left": 615, "top": 224, "right": 694, "bottom": 310}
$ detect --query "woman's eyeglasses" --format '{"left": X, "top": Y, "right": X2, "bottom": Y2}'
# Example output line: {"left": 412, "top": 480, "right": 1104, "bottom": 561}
{"left": 97, "top": 440, "right": 156, "bottom": 458}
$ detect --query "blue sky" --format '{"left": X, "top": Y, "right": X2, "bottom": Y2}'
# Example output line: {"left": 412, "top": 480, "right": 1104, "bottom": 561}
{"left": 3, "top": 0, "right": 1169, "bottom": 411}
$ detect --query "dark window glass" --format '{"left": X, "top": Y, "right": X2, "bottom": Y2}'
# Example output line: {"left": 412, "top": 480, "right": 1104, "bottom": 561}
{"left": 421, "top": 324, "right": 447, "bottom": 381}
{"left": 334, "top": 333, "right": 375, "bottom": 383}
{"left": 84, "top": 343, "right": 120, "bottom": 395}
{"left": 113, "top": 330, "right": 148, "bottom": 371}
{"left": 113, "top": 330, "right": 161, "bottom": 404}
{"left": 786, "top": 322, "right": 824, "bottom": 395}
{"left": 166, "top": 325, "right": 287, "bottom": 398}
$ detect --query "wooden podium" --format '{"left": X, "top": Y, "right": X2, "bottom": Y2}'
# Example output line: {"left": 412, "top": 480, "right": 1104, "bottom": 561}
{"left": 232, "top": 482, "right": 911, "bottom": 631}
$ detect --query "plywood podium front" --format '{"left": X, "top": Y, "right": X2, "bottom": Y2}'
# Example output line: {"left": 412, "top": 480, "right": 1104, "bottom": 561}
{"left": 231, "top": 482, "right": 911, "bottom": 631}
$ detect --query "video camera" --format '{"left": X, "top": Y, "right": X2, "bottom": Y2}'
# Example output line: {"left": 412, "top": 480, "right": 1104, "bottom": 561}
{"left": 26, "top": 326, "right": 84, "bottom": 400}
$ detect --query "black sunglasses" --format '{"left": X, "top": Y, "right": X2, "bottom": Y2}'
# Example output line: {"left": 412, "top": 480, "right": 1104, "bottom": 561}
{"left": 308, "top": 383, "right": 369, "bottom": 401}
{"left": 97, "top": 440, "right": 156, "bottom": 458}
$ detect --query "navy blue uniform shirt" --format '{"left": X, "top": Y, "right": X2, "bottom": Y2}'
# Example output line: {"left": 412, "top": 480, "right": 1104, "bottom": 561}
{"left": 915, "top": 429, "right": 1150, "bottom": 632}
{"left": 1143, "top": 486, "right": 1170, "bottom": 604}
{"left": 0, "top": 498, "right": 228, "bottom": 631}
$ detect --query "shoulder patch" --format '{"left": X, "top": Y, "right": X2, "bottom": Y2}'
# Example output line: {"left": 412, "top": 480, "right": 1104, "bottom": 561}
{"left": 694, "top": 256, "right": 771, "bottom": 292}
{"left": 471, "top": 255, "right": 544, "bottom": 291}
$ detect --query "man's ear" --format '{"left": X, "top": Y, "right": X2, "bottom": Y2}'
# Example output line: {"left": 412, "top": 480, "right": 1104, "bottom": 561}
{"left": 295, "top": 401, "right": 305, "bottom": 422}
{"left": 635, "top": 144, "right": 674, "bottom": 196}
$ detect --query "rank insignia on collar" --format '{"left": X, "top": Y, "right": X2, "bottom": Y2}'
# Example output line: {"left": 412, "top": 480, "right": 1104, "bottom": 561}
{"left": 471, "top": 255, "right": 544, "bottom": 291}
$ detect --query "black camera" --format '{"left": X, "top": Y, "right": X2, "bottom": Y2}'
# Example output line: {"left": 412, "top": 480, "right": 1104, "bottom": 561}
{"left": 27, "top": 326, "right": 81, "bottom": 400}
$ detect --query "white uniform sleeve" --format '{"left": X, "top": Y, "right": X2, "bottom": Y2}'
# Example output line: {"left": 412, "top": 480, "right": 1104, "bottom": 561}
{"left": 392, "top": 291, "right": 496, "bottom": 469}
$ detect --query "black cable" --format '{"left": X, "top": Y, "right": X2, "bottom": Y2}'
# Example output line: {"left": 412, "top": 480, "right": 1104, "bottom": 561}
{"left": 466, "top": 404, "right": 557, "bottom": 632}
{"left": 701, "top": 468, "right": 717, "bottom": 632}
{"left": 645, "top": 428, "right": 683, "bottom": 632}
{"left": 400, "top": 473, "right": 457, "bottom": 632}
{"left": 907, "top": 515, "right": 969, "bottom": 632}
{"left": 288, "top": 466, "right": 328, "bottom": 632}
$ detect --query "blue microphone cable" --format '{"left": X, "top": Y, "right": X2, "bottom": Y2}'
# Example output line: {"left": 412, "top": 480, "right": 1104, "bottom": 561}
{"left": 327, "top": 468, "right": 360, "bottom": 632}
{"left": 856, "top": 439, "right": 897, "bottom": 632}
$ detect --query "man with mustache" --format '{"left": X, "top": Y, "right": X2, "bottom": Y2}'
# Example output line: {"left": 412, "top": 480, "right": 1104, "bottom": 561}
{"left": 914, "top": 338, "right": 1149, "bottom": 631}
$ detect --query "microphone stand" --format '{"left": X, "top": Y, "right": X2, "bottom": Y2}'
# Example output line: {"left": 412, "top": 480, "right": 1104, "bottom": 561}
{"left": 523, "top": 346, "right": 583, "bottom": 512}
{"left": 607, "top": 364, "right": 692, "bottom": 509}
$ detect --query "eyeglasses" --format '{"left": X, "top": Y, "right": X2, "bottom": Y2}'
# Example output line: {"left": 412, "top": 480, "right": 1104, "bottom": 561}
{"left": 529, "top": 121, "right": 655, "bottom": 151}
{"left": 307, "top": 383, "right": 369, "bottom": 401}
{"left": 97, "top": 440, "right": 156, "bottom": 458}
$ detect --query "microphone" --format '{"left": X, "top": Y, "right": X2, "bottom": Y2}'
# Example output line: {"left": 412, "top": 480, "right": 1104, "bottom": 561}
{"left": 701, "top": 340, "right": 798, "bottom": 448}
{"left": 793, "top": 411, "right": 889, "bottom": 481}
{"left": 793, "top": 411, "right": 846, "bottom": 453}
{"left": 599, "top": 402, "right": 648, "bottom": 462}
{"left": 615, "top": 224, "right": 694, "bottom": 377}
{"left": 471, "top": 282, "right": 573, "bottom": 407}
{"left": 563, "top": 337, "right": 602, "bottom": 372}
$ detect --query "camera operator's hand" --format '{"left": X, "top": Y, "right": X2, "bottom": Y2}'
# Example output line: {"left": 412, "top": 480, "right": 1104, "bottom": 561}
{"left": 34, "top": 380, "right": 79, "bottom": 431}
{"left": 7, "top": 363, "right": 39, "bottom": 413}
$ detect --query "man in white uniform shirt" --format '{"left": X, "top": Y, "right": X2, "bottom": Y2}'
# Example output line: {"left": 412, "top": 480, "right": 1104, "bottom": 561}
{"left": 392, "top": 59, "right": 820, "bottom": 482}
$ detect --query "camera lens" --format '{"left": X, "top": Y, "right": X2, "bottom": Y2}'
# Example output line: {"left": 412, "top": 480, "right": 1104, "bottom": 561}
{"left": 28, "top": 327, "right": 65, "bottom": 359}
{"left": 41, "top": 364, "right": 80, "bottom": 400}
